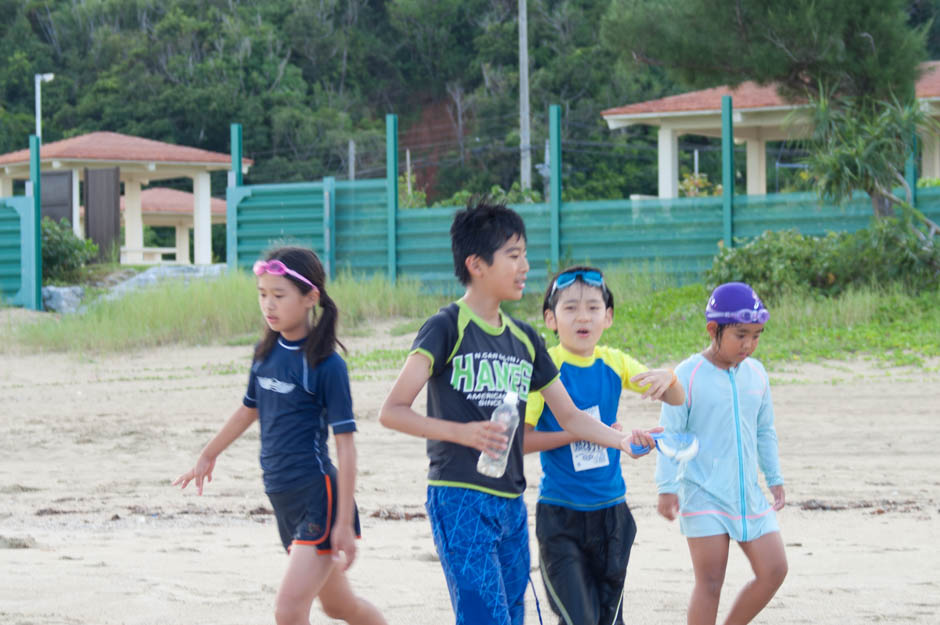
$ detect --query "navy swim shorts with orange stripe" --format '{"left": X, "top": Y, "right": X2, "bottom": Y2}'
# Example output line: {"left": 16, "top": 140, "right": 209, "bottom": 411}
{"left": 266, "top": 470, "right": 361, "bottom": 554}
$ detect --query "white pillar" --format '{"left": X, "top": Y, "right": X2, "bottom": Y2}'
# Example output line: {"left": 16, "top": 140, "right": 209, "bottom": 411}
{"left": 0, "top": 176, "right": 12, "bottom": 198}
{"left": 175, "top": 223, "right": 191, "bottom": 264}
{"left": 124, "top": 179, "right": 144, "bottom": 263}
{"left": 921, "top": 132, "right": 940, "bottom": 179}
{"left": 746, "top": 135, "right": 767, "bottom": 196}
{"left": 657, "top": 127, "right": 679, "bottom": 199}
{"left": 193, "top": 171, "right": 212, "bottom": 265}
{"left": 71, "top": 169, "right": 82, "bottom": 238}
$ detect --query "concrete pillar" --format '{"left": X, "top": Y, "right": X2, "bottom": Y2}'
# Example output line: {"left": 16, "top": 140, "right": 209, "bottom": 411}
{"left": 124, "top": 179, "right": 144, "bottom": 263}
{"left": 746, "top": 135, "right": 767, "bottom": 196}
{"left": 0, "top": 176, "right": 12, "bottom": 197}
{"left": 921, "top": 132, "right": 940, "bottom": 179}
{"left": 175, "top": 223, "right": 191, "bottom": 264}
{"left": 657, "top": 126, "right": 679, "bottom": 199}
{"left": 71, "top": 169, "right": 82, "bottom": 238}
{"left": 193, "top": 171, "right": 212, "bottom": 265}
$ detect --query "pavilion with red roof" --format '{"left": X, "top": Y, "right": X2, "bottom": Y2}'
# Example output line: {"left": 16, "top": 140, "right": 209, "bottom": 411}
{"left": 601, "top": 61, "right": 940, "bottom": 198}
{"left": 0, "top": 132, "right": 252, "bottom": 265}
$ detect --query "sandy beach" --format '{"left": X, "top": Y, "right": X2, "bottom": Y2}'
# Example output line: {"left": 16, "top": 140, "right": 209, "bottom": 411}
{"left": 1, "top": 315, "right": 938, "bottom": 624}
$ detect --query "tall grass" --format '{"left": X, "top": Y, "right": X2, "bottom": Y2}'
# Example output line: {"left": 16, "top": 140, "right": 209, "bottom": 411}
{"left": 523, "top": 266, "right": 940, "bottom": 368}
{"left": 5, "top": 265, "right": 939, "bottom": 366}
{"left": 11, "top": 272, "right": 260, "bottom": 353}
{"left": 7, "top": 270, "right": 445, "bottom": 353}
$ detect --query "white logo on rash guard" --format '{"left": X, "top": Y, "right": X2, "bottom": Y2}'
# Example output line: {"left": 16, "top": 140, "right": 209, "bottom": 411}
{"left": 258, "top": 377, "right": 296, "bottom": 394}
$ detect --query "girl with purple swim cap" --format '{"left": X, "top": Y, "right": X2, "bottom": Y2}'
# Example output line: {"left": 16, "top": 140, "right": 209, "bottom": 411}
{"left": 655, "top": 282, "right": 788, "bottom": 625}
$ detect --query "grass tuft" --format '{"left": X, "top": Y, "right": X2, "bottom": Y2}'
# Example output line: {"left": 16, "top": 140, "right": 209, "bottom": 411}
{"left": 4, "top": 264, "right": 938, "bottom": 368}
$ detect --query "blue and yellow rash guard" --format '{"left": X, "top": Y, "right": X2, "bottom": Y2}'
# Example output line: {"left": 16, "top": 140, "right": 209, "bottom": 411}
{"left": 525, "top": 344, "right": 649, "bottom": 510}
{"left": 656, "top": 353, "right": 783, "bottom": 542}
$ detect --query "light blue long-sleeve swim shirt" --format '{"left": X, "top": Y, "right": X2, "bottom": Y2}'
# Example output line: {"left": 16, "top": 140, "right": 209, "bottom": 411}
{"left": 655, "top": 353, "right": 784, "bottom": 542}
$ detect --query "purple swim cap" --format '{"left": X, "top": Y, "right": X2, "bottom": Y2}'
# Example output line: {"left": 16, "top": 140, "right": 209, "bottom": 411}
{"left": 705, "top": 282, "right": 769, "bottom": 324}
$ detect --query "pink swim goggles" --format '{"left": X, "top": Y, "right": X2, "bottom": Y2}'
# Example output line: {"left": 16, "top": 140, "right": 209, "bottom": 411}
{"left": 253, "top": 259, "right": 319, "bottom": 294}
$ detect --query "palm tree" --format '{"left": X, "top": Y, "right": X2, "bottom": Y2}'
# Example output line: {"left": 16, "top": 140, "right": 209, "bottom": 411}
{"left": 800, "top": 90, "right": 939, "bottom": 242}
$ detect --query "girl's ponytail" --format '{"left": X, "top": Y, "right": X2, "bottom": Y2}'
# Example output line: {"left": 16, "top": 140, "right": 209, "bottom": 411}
{"left": 305, "top": 288, "right": 345, "bottom": 366}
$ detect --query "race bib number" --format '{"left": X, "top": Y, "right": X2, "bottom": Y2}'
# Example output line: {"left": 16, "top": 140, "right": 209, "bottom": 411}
{"left": 570, "top": 405, "right": 609, "bottom": 472}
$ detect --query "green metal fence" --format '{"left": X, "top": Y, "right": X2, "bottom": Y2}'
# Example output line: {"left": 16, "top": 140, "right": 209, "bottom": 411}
{"left": 0, "top": 195, "right": 40, "bottom": 308}
{"left": 335, "top": 178, "right": 388, "bottom": 277}
{"left": 226, "top": 104, "right": 940, "bottom": 293}
{"left": 226, "top": 181, "right": 328, "bottom": 269}
{"left": 1, "top": 136, "right": 42, "bottom": 310}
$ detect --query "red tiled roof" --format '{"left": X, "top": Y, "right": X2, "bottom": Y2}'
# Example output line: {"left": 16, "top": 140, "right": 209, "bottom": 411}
{"left": 602, "top": 60, "right": 940, "bottom": 118}
{"left": 0, "top": 131, "right": 253, "bottom": 166}
{"left": 120, "top": 187, "right": 226, "bottom": 215}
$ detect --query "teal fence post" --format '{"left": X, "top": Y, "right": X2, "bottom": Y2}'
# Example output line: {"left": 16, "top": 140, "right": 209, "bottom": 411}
{"left": 231, "top": 124, "right": 243, "bottom": 187}
{"left": 29, "top": 135, "right": 42, "bottom": 311}
{"left": 386, "top": 114, "right": 398, "bottom": 284}
{"left": 905, "top": 133, "right": 918, "bottom": 208}
{"left": 549, "top": 104, "right": 561, "bottom": 269}
{"left": 323, "top": 176, "right": 336, "bottom": 280}
{"left": 721, "top": 96, "right": 734, "bottom": 248}
{"left": 227, "top": 123, "right": 243, "bottom": 269}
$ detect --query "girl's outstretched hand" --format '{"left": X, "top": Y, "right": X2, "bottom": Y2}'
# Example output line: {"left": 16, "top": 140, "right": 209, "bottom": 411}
{"left": 330, "top": 523, "right": 357, "bottom": 571}
{"left": 458, "top": 420, "right": 508, "bottom": 458}
{"left": 621, "top": 426, "right": 664, "bottom": 458}
{"left": 658, "top": 493, "right": 679, "bottom": 520}
{"left": 173, "top": 454, "right": 216, "bottom": 495}
{"left": 630, "top": 369, "right": 676, "bottom": 400}
{"left": 769, "top": 484, "right": 786, "bottom": 510}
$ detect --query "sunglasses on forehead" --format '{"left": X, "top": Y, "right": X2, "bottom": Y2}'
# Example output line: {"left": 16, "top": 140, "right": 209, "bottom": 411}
{"left": 550, "top": 269, "right": 605, "bottom": 298}
{"left": 253, "top": 259, "right": 320, "bottom": 295}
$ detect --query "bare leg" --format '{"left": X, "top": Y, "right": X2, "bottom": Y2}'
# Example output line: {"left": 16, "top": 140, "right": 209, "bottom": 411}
{"left": 318, "top": 562, "right": 388, "bottom": 625}
{"left": 687, "top": 534, "right": 730, "bottom": 625}
{"left": 274, "top": 544, "right": 334, "bottom": 625}
{"left": 722, "top": 531, "right": 788, "bottom": 625}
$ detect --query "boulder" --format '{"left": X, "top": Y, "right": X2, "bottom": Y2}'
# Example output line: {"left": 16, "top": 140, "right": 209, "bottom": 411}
{"left": 42, "top": 286, "right": 85, "bottom": 314}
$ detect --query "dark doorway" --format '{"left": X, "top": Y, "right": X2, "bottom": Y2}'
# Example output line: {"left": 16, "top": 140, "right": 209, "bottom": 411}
{"left": 84, "top": 167, "right": 120, "bottom": 261}
{"left": 41, "top": 171, "right": 73, "bottom": 224}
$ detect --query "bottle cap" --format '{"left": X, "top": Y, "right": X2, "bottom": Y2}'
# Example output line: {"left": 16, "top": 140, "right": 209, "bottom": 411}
{"left": 504, "top": 391, "right": 518, "bottom": 404}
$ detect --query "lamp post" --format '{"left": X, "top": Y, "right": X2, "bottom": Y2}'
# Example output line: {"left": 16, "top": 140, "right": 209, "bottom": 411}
{"left": 34, "top": 73, "right": 54, "bottom": 140}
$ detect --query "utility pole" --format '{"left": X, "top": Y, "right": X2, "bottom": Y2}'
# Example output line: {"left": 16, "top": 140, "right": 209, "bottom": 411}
{"left": 348, "top": 139, "right": 356, "bottom": 180}
{"left": 35, "top": 73, "right": 54, "bottom": 140}
{"left": 519, "top": 0, "right": 531, "bottom": 191}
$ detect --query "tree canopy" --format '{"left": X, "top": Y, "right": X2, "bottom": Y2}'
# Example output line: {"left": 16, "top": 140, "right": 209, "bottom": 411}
{"left": 603, "top": 0, "right": 932, "bottom": 103}
{"left": 3, "top": 0, "right": 940, "bottom": 204}
{"left": 0, "top": 0, "right": 685, "bottom": 201}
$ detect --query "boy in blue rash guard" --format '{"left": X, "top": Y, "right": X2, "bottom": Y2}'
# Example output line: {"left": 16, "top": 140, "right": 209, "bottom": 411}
{"left": 380, "top": 200, "right": 660, "bottom": 625}
{"left": 175, "top": 246, "right": 386, "bottom": 625}
{"left": 657, "top": 282, "right": 787, "bottom": 625}
{"left": 523, "top": 266, "right": 685, "bottom": 625}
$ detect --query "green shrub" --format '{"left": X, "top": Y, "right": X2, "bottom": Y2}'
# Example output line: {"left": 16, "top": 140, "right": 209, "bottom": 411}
{"left": 817, "top": 218, "right": 940, "bottom": 294}
{"left": 41, "top": 217, "right": 99, "bottom": 283}
{"left": 706, "top": 221, "right": 940, "bottom": 299}
{"left": 705, "top": 229, "right": 825, "bottom": 298}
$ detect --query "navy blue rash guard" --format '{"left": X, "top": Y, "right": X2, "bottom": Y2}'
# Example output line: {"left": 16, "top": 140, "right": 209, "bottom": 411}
{"left": 243, "top": 336, "right": 356, "bottom": 494}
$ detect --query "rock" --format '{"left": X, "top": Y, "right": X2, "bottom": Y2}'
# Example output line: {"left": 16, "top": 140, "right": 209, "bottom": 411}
{"left": 101, "top": 264, "right": 227, "bottom": 301}
{"left": 42, "top": 285, "right": 85, "bottom": 314}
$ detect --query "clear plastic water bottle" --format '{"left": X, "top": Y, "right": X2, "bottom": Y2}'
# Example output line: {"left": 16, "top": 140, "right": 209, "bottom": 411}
{"left": 476, "top": 391, "right": 520, "bottom": 478}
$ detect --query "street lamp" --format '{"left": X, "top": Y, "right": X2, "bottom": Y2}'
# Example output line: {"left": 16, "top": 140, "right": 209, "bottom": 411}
{"left": 34, "top": 73, "right": 54, "bottom": 140}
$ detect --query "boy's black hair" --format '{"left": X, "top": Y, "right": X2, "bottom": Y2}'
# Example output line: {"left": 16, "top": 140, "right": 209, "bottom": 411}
{"left": 542, "top": 265, "right": 615, "bottom": 314}
{"left": 450, "top": 196, "right": 527, "bottom": 286}
{"left": 253, "top": 246, "right": 345, "bottom": 367}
